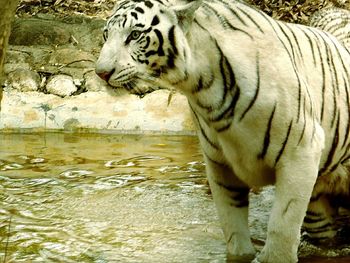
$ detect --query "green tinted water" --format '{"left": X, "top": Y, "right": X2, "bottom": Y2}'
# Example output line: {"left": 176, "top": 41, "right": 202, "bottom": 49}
{"left": 0, "top": 133, "right": 348, "bottom": 263}
{"left": 0, "top": 133, "right": 226, "bottom": 262}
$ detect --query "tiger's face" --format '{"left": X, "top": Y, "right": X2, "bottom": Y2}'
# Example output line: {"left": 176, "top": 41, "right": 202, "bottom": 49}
{"left": 95, "top": 0, "right": 195, "bottom": 94}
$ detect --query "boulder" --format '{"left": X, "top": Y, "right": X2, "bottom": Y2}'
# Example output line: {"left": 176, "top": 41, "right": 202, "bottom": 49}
{"left": 9, "top": 18, "right": 71, "bottom": 46}
{"left": 4, "top": 63, "right": 31, "bottom": 75}
{"left": 7, "top": 68, "right": 41, "bottom": 92}
{"left": 46, "top": 74, "right": 77, "bottom": 97}
{"left": 49, "top": 48, "right": 96, "bottom": 68}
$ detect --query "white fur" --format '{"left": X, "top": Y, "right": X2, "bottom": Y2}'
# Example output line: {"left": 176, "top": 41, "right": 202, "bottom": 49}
{"left": 96, "top": 0, "right": 350, "bottom": 262}
{"left": 309, "top": 7, "right": 350, "bottom": 49}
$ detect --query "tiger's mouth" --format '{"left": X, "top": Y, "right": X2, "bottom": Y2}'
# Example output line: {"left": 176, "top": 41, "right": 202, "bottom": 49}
{"left": 108, "top": 78, "right": 136, "bottom": 90}
{"left": 103, "top": 67, "right": 147, "bottom": 95}
{"left": 96, "top": 67, "right": 163, "bottom": 96}
{"left": 107, "top": 74, "right": 158, "bottom": 96}
{"left": 108, "top": 67, "right": 136, "bottom": 87}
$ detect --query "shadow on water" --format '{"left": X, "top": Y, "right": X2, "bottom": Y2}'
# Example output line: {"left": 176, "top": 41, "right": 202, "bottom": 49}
{"left": 0, "top": 133, "right": 349, "bottom": 262}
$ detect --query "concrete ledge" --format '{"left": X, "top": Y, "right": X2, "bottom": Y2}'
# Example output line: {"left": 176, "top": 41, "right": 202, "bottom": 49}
{"left": 0, "top": 89, "right": 196, "bottom": 135}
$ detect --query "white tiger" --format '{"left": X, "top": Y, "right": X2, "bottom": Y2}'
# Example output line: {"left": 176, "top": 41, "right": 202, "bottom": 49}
{"left": 95, "top": 0, "right": 350, "bottom": 262}
{"left": 309, "top": 7, "right": 350, "bottom": 49}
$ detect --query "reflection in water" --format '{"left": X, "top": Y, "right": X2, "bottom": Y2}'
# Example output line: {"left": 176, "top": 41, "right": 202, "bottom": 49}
{"left": 0, "top": 133, "right": 348, "bottom": 262}
{"left": 0, "top": 133, "right": 225, "bottom": 262}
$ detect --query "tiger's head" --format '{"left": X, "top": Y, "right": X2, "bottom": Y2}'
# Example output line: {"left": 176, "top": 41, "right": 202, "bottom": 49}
{"left": 95, "top": 0, "right": 202, "bottom": 95}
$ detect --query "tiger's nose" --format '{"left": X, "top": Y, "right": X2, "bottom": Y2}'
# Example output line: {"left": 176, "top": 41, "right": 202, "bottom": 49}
{"left": 95, "top": 68, "right": 115, "bottom": 82}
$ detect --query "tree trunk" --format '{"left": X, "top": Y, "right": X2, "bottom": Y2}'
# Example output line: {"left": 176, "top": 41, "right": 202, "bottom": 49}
{"left": 0, "top": 0, "right": 19, "bottom": 111}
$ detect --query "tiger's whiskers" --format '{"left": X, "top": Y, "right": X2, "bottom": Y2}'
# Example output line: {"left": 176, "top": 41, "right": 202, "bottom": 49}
{"left": 137, "top": 73, "right": 176, "bottom": 92}
{"left": 137, "top": 74, "right": 178, "bottom": 105}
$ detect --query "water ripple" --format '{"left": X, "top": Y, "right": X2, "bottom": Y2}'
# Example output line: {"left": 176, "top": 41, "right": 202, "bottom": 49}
{"left": 85, "top": 174, "right": 147, "bottom": 191}
{"left": 1, "top": 163, "right": 24, "bottom": 171}
{"left": 59, "top": 169, "right": 94, "bottom": 179}
{"left": 104, "top": 155, "right": 173, "bottom": 168}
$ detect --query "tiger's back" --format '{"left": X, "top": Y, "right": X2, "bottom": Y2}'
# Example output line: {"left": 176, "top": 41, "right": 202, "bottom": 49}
{"left": 95, "top": 0, "right": 350, "bottom": 262}
{"left": 309, "top": 7, "right": 350, "bottom": 50}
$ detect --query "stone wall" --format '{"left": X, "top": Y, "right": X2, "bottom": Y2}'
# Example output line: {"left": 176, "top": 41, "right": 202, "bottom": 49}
{"left": 1, "top": 15, "right": 195, "bottom": 134}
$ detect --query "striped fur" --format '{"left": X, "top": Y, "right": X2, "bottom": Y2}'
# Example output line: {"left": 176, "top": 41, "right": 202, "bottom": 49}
{"left": 95, "top": 0, "right": 350, "bottom": 262}
{"left": 309, "top": 7, "right": 350, "bottom": 50}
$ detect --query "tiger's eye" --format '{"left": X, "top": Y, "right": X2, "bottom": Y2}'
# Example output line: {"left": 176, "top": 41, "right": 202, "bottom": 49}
{"left": 130, "top": 30, "right": 141, "bottom": 40}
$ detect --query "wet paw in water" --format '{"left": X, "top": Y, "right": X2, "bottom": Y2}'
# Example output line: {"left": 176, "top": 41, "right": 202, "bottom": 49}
{"left": 226, "top": 253, "right": 256, "bottom": 263}
{"left": 302, "top": 227, "right": 350, "bottom": 249}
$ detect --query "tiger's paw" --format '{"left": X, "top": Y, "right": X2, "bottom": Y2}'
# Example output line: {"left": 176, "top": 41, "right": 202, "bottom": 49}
{"left": 254, "top": 247, "right": 297, "bottom": 263}
{"left": 301, "top": 226, "right": 350, "bottom": 249}
{"left": 226, "top": 253, "right": 256, "bottom": 263}
{"left": 226, "top": 241, "right": 256, "bottom": 262}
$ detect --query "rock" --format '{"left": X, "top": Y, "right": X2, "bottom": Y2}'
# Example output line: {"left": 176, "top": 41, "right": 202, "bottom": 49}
{"left": 84, "top": 71, "right": 109, "bottom": 92}
{"left": 9, "top": 18, "right": 71, "bottom": 46}
{"left": 30, "top": 48, "right": 52, "bottom": 66}
{"left": 46, "top": 75, "right": 77, "bottom": 97}
{"left": 7, "top": 68, "right": 41, "bottom": 92}
{"left": 5, "top": 50, "right": 31, "bottom": 64}
{"left": 49, "top": 48, "right": 96, "bottom": 68}
{"left": 4, "top": 63, "right": 31, "bottom": 75}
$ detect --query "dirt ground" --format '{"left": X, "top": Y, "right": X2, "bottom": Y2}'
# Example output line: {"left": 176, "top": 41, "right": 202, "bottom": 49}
{"left": 16, "top": 0, "right": 350, "bottom": 24}
{"left": 248, "top": 0, "right": 350, "bottom": 24}
{"left": 16, "top": 0, "right": 116, "bottom": 19}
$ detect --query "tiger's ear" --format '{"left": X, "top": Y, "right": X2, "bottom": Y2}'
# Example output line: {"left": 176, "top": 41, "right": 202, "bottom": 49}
{"left": 171, "top": 0, "right": 202, "bottom": 32}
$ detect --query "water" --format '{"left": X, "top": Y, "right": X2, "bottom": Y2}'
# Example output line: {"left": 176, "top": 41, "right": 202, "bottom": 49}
{"left": 0, "top": 133, "right": 348, "bottom": 262}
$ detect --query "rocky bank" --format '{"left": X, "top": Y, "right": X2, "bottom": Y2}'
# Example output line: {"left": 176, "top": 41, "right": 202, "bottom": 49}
{"left": 1, "top": 14, "right": 195, "bottom": 134}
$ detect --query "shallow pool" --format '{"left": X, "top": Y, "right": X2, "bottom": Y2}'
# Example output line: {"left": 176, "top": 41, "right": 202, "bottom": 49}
{"left": 0, "top": 133, "right": 348, "bottom": 262}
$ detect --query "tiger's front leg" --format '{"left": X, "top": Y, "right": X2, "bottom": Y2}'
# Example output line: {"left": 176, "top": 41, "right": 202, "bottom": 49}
{"left": 256, "top": 150, "right": 321, "bottom": 263}
{"left": 204, "top": 156, "right": 256, "bottom": 260}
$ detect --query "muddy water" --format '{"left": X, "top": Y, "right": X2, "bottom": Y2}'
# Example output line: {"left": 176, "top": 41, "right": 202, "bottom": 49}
{"left": 0, "top": 133, "right": 348, "bottom": 263}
